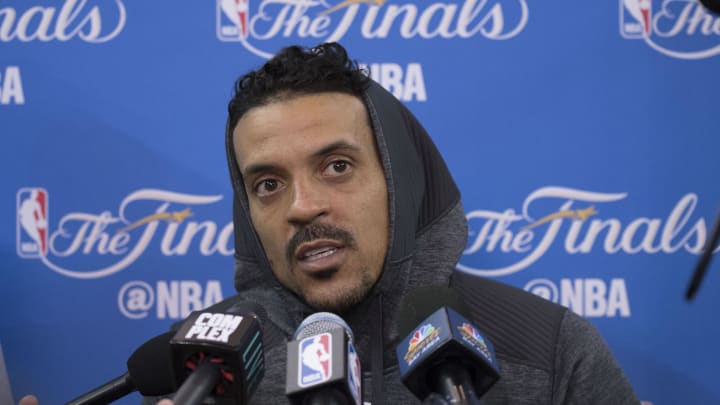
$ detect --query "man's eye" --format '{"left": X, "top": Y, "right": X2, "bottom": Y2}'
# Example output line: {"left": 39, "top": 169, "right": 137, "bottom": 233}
{"left": 255, "top": 179, "right": 280, "bottom": 196}
{"left": 325, "top": 160, "right": 351, "bottom": 176}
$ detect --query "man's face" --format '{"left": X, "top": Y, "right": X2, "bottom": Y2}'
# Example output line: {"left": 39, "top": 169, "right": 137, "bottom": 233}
{"left": 233, "top": 92, "right": 389, "bottom": 312}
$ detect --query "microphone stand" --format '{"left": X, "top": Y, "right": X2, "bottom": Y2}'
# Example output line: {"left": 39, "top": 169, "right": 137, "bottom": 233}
{"left": 429, "top": 363, "right": 481, "bottom": 405}
{"left": 172, "top": 359, "right": 221, "bottom": 405}
{"left": 686, "top": 208, "right": 720, "bottom": 301}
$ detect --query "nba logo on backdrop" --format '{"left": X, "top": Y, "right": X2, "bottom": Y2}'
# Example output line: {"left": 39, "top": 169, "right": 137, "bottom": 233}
{"left": 620, "top": 0, "right": 651, "bottom": 38}
{"left": 298, "top": 333, "right": 332, "bottom": 387}
{"left": 17, "top": 188, "right": 48, "bottom": 258}
{"left": 217, "top": 0, "right": 250, "bottom": 40}
{"left": 618, "top": 0, "right": 720, "bottom": 59}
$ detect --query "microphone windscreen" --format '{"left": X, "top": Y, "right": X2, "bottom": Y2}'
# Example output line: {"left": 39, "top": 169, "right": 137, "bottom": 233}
{"left": 700, "top": 0, "right": 720, "bottom": 14}
{"left": 397, "top": 285, "right": 471, "bottom": 338}
{"left": 293, "top": 312, "right": 354, "bottom": 341}
{"left": 286, "top": 312, "right": 361, "bottom": 405}
{"left": 126, "top": 331, "right": 177, "bottom": 395}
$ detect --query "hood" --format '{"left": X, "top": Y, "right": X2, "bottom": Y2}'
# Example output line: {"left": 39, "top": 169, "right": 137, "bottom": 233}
{"left": 225, "top": 79, "right": 467, "bottom": 370}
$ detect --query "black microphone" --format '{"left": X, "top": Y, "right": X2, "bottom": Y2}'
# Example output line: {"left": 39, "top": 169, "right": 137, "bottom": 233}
{"left": 285, "top": 312, "right": 362, "bottom": 405}
{"left": 65, "top": 331, "right": 177, "bottom": 405}
{"left": 700, "top": 0, "right": 720, "bottom": 14}
{"left": 169, "top": 300, "right": 265, "bottom": 405}
{"left": 396, "top": 286, "right": 500, "bottom": 404}
{"left": 686, "top": 207, "right": 720, "bottom": 300}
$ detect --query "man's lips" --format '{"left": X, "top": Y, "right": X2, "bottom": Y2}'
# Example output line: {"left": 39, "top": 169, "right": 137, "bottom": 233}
{"left": 295, "top": 240, "right": 342, "bottom": 259}
{"left": 300, "top": 246, "right": 338, "bottom": 260}
{"left": 286, "top": 222, "right": 356, "bottom": 265}
{"left": 294, "top": 240, "right": 346, "bottom": 273}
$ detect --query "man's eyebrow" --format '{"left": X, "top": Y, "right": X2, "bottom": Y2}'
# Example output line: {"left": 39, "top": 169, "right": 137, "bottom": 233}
{"left": 242, "top": 163, "right": 281, "bottom": 178}
{"left": 311, "top": 140, "right": 362, "bottom": 158}
{"left": 241, "top": 141, "right": 362, "bottom": 178}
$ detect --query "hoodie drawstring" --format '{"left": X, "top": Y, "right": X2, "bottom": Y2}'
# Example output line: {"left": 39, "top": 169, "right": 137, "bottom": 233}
{"left": 371, "top": 294, "right": 383, "bottom": 405}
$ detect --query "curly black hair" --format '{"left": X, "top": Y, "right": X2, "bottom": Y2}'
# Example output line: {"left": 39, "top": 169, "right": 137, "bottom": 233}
{"left": 227, "top": 42, "right": 370, "bottom": 130}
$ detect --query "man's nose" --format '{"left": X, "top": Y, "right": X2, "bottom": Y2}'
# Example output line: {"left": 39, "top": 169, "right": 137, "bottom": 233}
{"left": 287, "top": 178, "right": 329, "bottom": 225}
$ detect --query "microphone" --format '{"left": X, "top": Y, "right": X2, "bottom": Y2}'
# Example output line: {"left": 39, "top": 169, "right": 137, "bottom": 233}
{"left": 700, "top": 0, "right": 720, "bottom": 15}
{"left": 65, "top": 331, "right": 177, "bottom": 405}
{"left": 395, "top": 286, "right": 500, "bottom": 404}
{"left": 285, "top": 312, "right": 362, "bottom": 405}
{"left": 686, "top": 207, "right": 720, "bottom": 301}
{"left": 169, "top": 300, "right": 265, "bottom": 405}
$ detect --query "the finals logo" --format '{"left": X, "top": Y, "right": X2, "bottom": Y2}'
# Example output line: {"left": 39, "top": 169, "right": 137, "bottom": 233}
{"left": 458, "top": 186, "right": 714, "bottom": 277}
{"left": 216, "top": 0, "right": 530, "bottom": 59}
{"left": 15, "top": 188, "right": 233, "bottom": 279}
{"left": 0, "top": 0, "right": 127, "bottom": 43}
{"left": 620, "top": 0, "right": 720, "bottom": 59}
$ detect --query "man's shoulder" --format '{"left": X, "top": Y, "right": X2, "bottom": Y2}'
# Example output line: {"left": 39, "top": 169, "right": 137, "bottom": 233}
{"left": 450, "top": 271, "right": 569, "bottom": 372}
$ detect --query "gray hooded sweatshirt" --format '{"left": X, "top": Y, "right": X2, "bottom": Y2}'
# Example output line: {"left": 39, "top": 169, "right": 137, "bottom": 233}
{"left": 218, "top": 80, "right": 640, "bottom": 404}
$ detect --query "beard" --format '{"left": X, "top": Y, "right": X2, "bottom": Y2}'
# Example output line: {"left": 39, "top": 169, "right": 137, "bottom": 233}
{"left": 269, "top": 222, "right": 380, "bottom": 312}
{"left": 296, "top": 265, "right": 376, "bottom": 313}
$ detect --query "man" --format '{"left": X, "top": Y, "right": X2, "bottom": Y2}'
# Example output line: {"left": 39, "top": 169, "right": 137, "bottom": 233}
{"left": 19, "top": 42, "right": 639, "bottom": 405}
{"left": 221, "top": 42, "right": 639, "bottom": 404}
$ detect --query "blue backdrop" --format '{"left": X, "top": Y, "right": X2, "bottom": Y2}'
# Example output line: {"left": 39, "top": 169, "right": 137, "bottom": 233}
{"left": 2, "top": 0, "right": 719, "bottom": 404}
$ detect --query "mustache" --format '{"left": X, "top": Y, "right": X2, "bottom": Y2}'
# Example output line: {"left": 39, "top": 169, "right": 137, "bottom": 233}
{"left": 286, "top": 223, "right": 356, "bottom": 263}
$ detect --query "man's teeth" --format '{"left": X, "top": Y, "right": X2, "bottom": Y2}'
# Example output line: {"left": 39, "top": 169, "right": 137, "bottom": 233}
{"left": 303, "top": 247, "right": 337, "bottom": 260}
